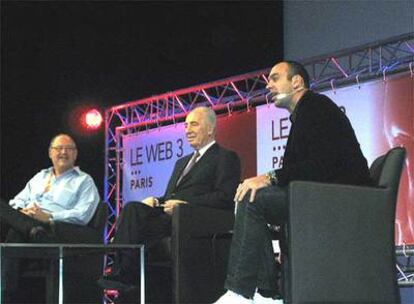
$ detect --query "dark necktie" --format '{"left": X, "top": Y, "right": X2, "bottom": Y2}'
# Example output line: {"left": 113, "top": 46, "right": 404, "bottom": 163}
{"left": 176, "top": 150, "right": 200, "bottom": 185}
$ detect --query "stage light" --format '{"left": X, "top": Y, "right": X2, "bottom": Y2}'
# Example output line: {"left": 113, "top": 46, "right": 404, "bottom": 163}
{"left": 84, "top": 109, "right": 103, "bottom": 129}
{"left": 66, "top": 104, "right": 104, "bottom": 137}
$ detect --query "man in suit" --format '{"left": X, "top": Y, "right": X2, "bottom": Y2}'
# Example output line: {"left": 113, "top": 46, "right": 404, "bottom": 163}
{"left": 98, "top": 106, "right": 241, "bottom": 291}
{"left": 214, "top": 61, "right": 372, "bottom": 304}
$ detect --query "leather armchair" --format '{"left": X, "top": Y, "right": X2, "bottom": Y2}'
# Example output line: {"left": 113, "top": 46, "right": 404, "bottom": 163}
{"left": 53, "top": 202, "right": 107, "bottom": 243}
{"left": 146, "top": 204, "right": 235, "bottom": 304}
{"left": 284, "top": 147, "right": 405, "bottom": 303}
{"left": 20, "top": 203, "right": 108, "bottom": 303}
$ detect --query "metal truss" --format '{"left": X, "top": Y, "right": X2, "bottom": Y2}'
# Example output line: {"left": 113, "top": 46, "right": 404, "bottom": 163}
{"left": 396, "top": 245, "right": 414, "bottom": 287}
{"left": 102, "top": 33, "right": 414, "bottom": 300}
{"left": 304, "top": 32, "right": 414, "bottom": 91}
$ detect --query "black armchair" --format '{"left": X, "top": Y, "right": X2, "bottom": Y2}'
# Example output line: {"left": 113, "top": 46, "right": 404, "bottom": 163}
{"left": 53, "top": 202, "right": 107, "bottom": 243}
{"left": 145, "top": 204, "right": 235, "bottom": 304}
{"left": 284, "top": 147, "right": 405, "bottom": 303}
{"left": 57, "top": 203, "right": 108, "bottom": 303}
{"left": 20, "top": 203, "right": 108, "bottom": 303}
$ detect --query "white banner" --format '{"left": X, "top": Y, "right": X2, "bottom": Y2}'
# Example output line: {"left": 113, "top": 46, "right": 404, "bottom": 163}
{"left": 122, "top": 123, "right": 193, "bottom": 203}
{"left": 256, "top": 104, "right": 291, "bottom": 174}
{"left": 256, "top": 86, "right": 380, "bottom": 174}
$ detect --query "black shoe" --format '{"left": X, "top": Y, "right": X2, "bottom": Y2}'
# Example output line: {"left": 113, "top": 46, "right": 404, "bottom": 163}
{"left": 97, "top": 272, "right": 137, "bottom": 292}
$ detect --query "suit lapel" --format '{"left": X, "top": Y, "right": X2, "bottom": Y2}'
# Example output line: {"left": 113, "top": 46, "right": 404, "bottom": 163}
{"left": 170, "top": 154, "right": 193, "bottom": 187}
{"left": 176, "top": 143, "right": 219, "bottom": 186}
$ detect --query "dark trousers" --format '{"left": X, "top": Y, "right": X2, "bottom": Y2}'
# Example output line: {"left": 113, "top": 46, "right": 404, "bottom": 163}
{"left": 0, "top": 202, "right": 52, "bottom": 301}
{"left": 1, "top": 202, "right": 101, "bottom": 303}
{"left": 0, "top": 201, "right": 94, "bottom": 243}
{"left": 0, "top": 201, "right": 49, "bottom": 242}
{"left": 112, "top": 202, "right": 172, "bottom": 278}
{"left": 224, "top": 185, "right": 287, "bottom": 298}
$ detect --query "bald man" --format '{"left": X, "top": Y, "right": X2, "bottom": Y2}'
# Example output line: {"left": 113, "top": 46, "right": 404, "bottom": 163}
{"left": 1, "top": 134, "right": 100, "bottom": 242}
{"left": 1, "top": 134, "right": 100, "bottom": 302}
{"left": 214, "top": 61, "right": 371, "bottom": 304}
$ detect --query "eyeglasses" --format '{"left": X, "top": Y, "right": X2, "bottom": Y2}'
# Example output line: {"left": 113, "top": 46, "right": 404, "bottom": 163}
{"left": 50, "top": 146, "right": 77, "bottom": 152}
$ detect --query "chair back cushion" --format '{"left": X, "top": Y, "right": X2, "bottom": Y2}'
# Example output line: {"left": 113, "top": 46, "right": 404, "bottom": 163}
{"left": 369, "top": 154, "right": 386, "bottom": 186}
{"left": 87, "top": 203, "right": 108, "bottom": 231}
{"left": 370, "top": 147, "right": 406, "bottom": 197}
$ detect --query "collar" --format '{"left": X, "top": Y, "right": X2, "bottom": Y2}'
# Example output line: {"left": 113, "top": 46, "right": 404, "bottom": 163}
{"left": 290, "top": 90, "right": 311, "bottom": 123}
{"left": 197, "top": 140, "right": 216, "bottom": 159}
{"left": 45, "top": 166, "right": 81, "bottom": 177}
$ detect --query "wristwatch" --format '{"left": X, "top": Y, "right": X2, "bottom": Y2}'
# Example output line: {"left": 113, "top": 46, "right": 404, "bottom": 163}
{"left": 265, "top": 170, "right": 278, "bottom": 186}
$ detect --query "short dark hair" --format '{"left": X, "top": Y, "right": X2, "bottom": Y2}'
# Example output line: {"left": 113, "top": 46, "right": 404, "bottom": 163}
{"left": 285, "top": 60, "right": 310, "bottom": 89}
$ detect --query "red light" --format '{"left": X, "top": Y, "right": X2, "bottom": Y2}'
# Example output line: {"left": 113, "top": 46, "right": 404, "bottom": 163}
{"left": 84, "top": 109, "right": 103, "bottom": 129}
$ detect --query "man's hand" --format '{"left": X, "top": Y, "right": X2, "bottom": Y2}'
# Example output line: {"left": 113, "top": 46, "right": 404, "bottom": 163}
{"left": 20, "top": 208, "right": 34, "bottom": 216}
{"left": 21, "top": 203, "right": 52, "bottom": 223}
{"left": 32, "top": 208, "right": 52, "bottom": 223}
{"left": 234, "top": 174, "right": 271, "bottom": 203}
{"left": 163, "top": 199, "right": 188, "bottom": 215}
{"left": 20, "top": 203, "right": 38, "bottom": 216}
{"left": 142, "top": 196, "right": 159, "bottom": 207}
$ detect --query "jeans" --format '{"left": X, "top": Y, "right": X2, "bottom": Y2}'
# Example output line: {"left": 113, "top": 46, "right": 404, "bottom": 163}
{"left": 224, "top": 185, "right": 287, "bottom": 298}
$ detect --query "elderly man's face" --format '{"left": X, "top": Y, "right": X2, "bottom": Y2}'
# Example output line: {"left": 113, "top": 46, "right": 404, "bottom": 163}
{"left": 184, "top": 110, "right": 214, "bottom": 150}
{"left": 48, "top": 135, "right": 77, "bottom": 174}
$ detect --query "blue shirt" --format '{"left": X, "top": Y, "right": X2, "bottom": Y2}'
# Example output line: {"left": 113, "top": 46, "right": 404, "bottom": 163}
{"left": 9, "top": 167, "right": 100, "bottom": 225}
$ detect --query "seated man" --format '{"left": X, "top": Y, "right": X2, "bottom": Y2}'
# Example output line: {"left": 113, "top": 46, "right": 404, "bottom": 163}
{"left": 214, "top": 61, "right": 372, "bottom": 304}
{"left": 0, "top": 133, "right": 100, "bottom": 300}
{"left": 98, "top": 106, "right": 241, "bottom": 292}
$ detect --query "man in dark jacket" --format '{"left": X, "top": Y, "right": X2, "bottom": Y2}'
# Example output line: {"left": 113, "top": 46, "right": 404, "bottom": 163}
{"left": 214, "top": 61, "right": 371, "bottom": 304}
{"left": 98, "top": 106, "right": 241, "bottom": 291}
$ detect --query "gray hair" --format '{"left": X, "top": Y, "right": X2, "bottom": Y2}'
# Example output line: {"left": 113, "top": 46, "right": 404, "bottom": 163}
{"left": 190, "top": 106, "right": 216, "bottom": 128}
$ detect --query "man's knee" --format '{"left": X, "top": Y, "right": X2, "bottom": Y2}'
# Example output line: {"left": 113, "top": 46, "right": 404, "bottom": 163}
{"left": 123, "top": 201, "right": 144, "bottom": 213}
{"left": 122, "top": 201, "right": 153, "bottom": 219}
{"left": 122, "top": 201, "right": 137, "bottom": 212}
{"left": 253, "top": 186, "right": 287, "bottom": 222}
{"left": 248, "top": 187, "right": 274, "bottom": 211}
{"left": 255, "top": 186, "right": 287, "bottom": 204}
{"left": 236, "top": 188, "right": 270, "bottom": 214}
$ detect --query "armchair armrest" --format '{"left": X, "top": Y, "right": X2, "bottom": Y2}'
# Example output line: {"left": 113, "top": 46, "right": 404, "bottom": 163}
{"left": 289, "top": 180, "right": 388, "bottom": 201}
{"left": 287, "top": 180, "right": 394, "bottom": 257}
{"left": 288, "top": 181, "right": 394, "bottom": 248}
{"left": 53, "top": 222, "right": 103, "bottom": 243}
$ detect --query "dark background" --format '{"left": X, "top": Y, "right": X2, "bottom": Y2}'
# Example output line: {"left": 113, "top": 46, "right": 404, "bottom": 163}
{"left": 1, "top": 1, "right": 283, "bottom": 200}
